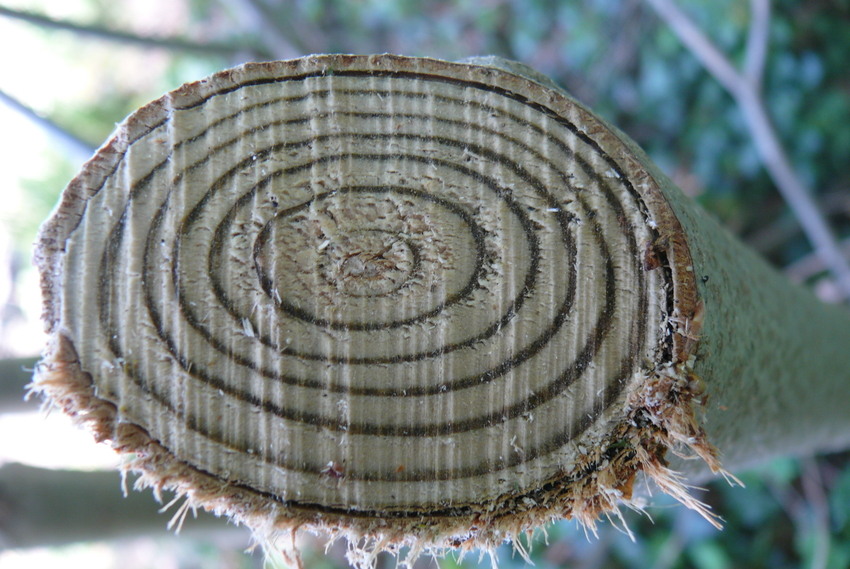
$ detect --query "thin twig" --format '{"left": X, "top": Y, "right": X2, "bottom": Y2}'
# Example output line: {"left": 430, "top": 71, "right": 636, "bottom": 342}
{"left": 643, "top": 0, "right": 741, "bottom": 96}
{"left": 786, "top": 238, "right": 850, "bottom": 283}
{"left": 247, "top": 0, "right": 324, "bottom": 55}
{"left": 743, "top": 0, "right": 771, "bottom": 88}
{"left": 0, "top": 5, "right": 263, "bottom": 59}
{"left": 800, "top": 458, "right": 831, "bottom": 569}
{"left": 0, "top": 89, "right": 96, "bottom": 164}
{"left": 216, "top": 0, "right": 303, "bottom": 60}
{"left": 643, "top": 0, "right": 850, "bottom": 300}
{"left": 736, "top": 89, "right": 850, "bottom": 298}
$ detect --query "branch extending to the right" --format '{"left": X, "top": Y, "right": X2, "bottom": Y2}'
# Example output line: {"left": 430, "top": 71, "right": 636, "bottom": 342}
{"left": 643, "top": 0, "right": 850, "bottom": 300}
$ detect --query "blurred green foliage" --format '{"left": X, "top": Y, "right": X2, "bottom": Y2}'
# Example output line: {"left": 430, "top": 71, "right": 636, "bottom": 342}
{"left": 3, "top": 0, "right": 850, "bottom": 567}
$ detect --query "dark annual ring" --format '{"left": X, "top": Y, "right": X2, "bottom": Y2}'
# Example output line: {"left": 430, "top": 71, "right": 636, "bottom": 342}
{"left": 311, "top": 230, "right": 424, "bottom": 299}
{"left": 158, "top": 149, "right": 563, "bottom": 386}
{"left": 71, "top": 68, "right": 647, "bottom": 242}
{"left": 140, "top": 344, "right": 633, "bottom": 485}
{"left": 102, "top": 137, "right": 617, "bottom": 428}
{"left": 176, "top": 151, "right": 542, "bottom": 361}
{"left": 248, "top": 185, "right": 490, "bottom": 331}
{"left": 123, "top": 196, "right": 609, "bottom": 439}
{"left": 165, "top": 147, "right": 552, "bottom": 369}
{"left": 106, "top": 115, "right": 621, "bottom": 399}
{"left": 88, "top": 67, "right": 640, "bottom": 488}
{"left": 106, "top": 105, "right": 598, "bottom": 396}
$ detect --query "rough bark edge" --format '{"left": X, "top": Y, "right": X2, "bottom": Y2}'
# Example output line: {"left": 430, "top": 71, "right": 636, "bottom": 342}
{"left": 31, "top": 54, "right": 728, "bottom": 567}
{"left": 30, "top": 334, "right": 724, "bottom": 568}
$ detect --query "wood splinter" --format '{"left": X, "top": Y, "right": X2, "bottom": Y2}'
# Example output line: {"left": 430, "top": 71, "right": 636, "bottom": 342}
{"left": 32, "top": 54, "right": 850, "bottom": 567}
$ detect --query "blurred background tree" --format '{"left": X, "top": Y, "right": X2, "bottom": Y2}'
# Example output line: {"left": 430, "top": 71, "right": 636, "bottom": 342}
{"left": 1, "top": 0, "right": 849, "bottom": 568}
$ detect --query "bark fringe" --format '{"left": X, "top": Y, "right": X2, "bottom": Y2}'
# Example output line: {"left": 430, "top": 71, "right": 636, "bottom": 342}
{"left": 28, "top": 333, "right": 729, "bottom": 569}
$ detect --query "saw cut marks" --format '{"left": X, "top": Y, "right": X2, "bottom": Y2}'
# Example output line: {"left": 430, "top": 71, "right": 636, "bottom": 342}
{"left": 38, "top": 56, "right": 668, "bottom": 520}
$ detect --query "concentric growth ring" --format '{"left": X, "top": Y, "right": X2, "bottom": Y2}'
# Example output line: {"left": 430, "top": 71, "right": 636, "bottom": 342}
{"left": 41, "top": 56, "right": 671, "bottom": 518}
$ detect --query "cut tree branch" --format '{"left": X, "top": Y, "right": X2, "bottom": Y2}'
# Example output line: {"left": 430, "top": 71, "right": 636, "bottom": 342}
{"left": 643, "top": 0, "right": 850, "bottom": 300}
{"left": 0, "top": 5, "right": 264, "bottom": 60}
{"left": 31, "top": 55, "right": 850, "bottom": 564}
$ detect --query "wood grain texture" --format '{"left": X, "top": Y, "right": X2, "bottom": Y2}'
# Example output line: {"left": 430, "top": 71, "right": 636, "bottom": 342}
{"left": 34, "top": 55, "right": 712, "bottom": 554}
